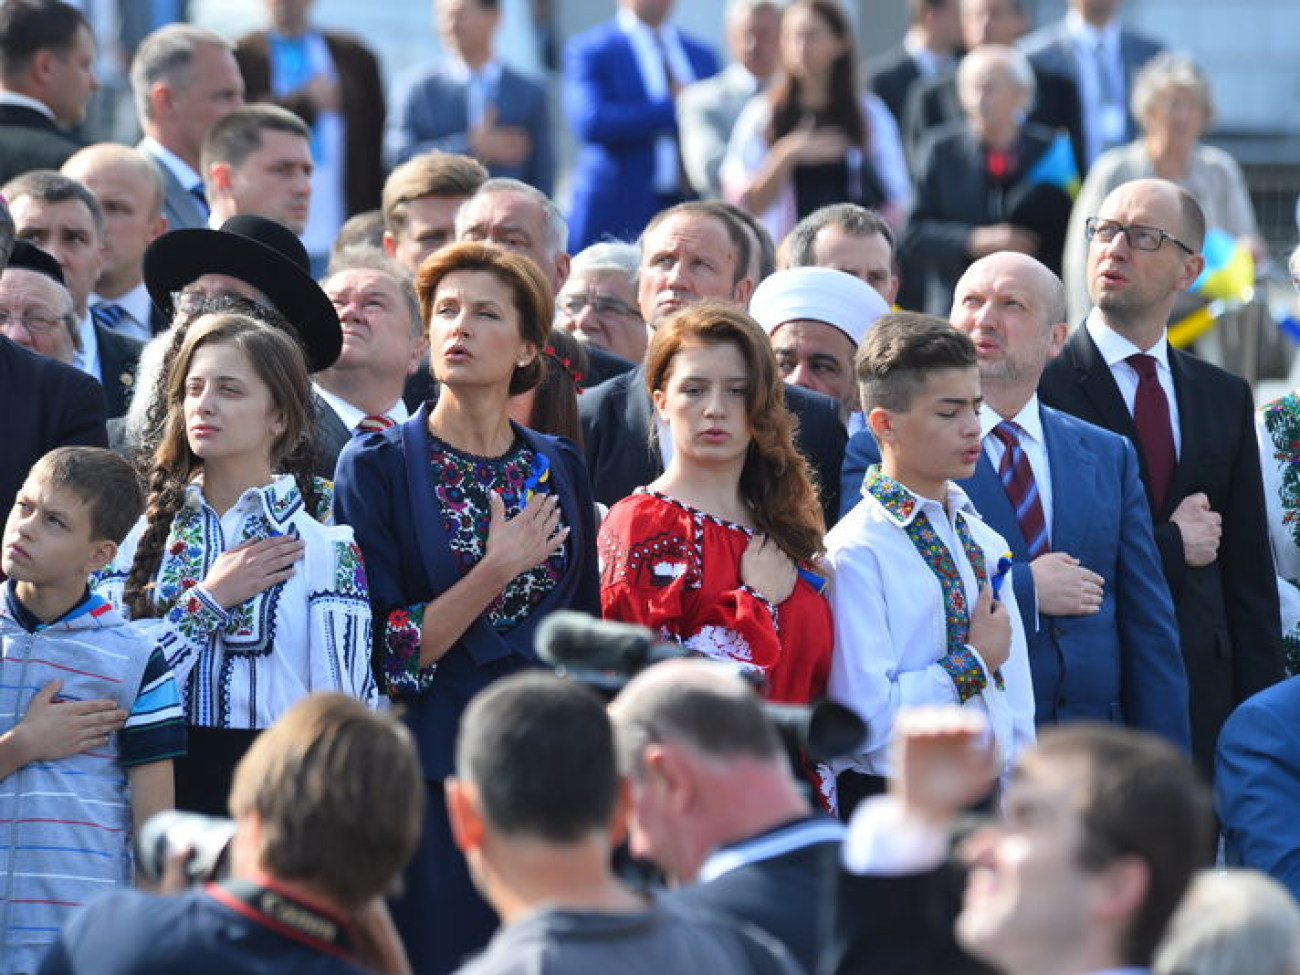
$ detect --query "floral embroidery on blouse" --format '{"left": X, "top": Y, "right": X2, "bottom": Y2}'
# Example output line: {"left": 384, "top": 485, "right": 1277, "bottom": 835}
{"left": 1261, "top": 394, "right": 1300, "bottom": 672}
{"left": 865, "top": 466, "right": 1002, "bottom": 702}
{"left": 378, "top": 436, "right": 567, "bottom": 696}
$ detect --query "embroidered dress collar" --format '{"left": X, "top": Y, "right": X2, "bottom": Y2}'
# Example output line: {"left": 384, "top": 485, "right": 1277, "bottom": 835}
{"left": 182, "top": 473, "right": 305, "bottom": 530}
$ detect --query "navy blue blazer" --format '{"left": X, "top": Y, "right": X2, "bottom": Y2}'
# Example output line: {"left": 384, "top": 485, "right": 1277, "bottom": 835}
{"left": 838, "top": 405, "right": 1190, "bottom": 748}
{"left": 386, "top": 63, "right": 554, "bottom": 196}
{"left": 563, "top": 20, "right": 718, "bottom": 251}
{"left": 333, "top": 405, "right": 600, "bottom": 780}
{"left": 1217, "top": 677, "right": 1300, "bottom": 900}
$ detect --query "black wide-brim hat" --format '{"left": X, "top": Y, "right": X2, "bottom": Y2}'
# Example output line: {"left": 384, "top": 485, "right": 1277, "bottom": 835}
{"left": 143, "top": 214, "right": 341, "bottom": 372}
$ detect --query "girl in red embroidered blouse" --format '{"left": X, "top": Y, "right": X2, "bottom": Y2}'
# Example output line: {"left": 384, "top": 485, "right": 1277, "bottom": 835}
{"left": 598, "top": 301, "right": 833, "bottom": 705}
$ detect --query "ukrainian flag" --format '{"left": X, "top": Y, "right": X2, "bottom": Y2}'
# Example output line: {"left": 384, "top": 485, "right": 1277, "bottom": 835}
{"left": 1022, "top": 131, "right": 1080, "bottom": 198}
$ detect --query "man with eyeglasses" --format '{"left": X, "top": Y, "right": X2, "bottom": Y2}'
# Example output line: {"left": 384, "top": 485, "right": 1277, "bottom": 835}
{"left": 555, "top": 241, "right": 643, "bottom": 385}
{"left": 1039, "top": 177, "right": 1283, "bottom": 776}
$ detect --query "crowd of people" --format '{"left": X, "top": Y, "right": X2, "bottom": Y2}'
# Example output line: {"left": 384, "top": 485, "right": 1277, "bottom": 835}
{"left": 0, "top": 0, "right": 1299, "bottom": 972}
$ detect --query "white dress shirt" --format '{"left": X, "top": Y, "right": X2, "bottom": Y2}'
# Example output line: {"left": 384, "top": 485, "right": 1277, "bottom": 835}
{"left": 74, "top": 310, "right": 101, "bottom": 381}
{"left": 0, "top": 91, "right": 56, "bottom": 120}
{"left": 617, "top": 8, "right": 699, "bottom": 194}
{"left": 1085, "top": 309, "right": 1182, "bottom": 455}
{"left": 1066, "top": 9, "right": 1127, "bottom": 164}
{"left": 826, "top": 475, "right": 1036, "bottom": 781}
{"left": 981, "top": 395, "right": 1055, "bottom": 533}
{"left": 139, "top": 135, "right": 204, "bottom": 198}
{"left": 90, "top": 281, "right": 154, "bottom": 342}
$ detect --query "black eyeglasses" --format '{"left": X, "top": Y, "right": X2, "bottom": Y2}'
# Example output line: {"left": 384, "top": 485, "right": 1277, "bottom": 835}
{"left": 557, "top": 293, "right": 640, "bottom": 319}
{"left": 1084, "top": 218, "right": 1195, "bottom": 255}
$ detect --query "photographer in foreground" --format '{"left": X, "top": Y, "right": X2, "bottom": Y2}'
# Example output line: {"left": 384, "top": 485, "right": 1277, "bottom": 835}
{"left": 611, "top": 658, "right": 847, "bottom": 972}
{"left": 39, "top": 693, "right": 424, "bottom": 975}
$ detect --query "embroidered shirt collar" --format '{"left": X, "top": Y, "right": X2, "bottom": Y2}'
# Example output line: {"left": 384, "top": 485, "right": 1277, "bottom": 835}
{"left": 183, "top": 473, "right": 304, "bottom": 528}
{"left": 863, "top": 466, "right": 977, "bottom": 527}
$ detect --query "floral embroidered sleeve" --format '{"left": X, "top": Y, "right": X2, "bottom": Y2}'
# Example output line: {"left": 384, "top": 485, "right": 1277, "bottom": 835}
{"left": 381, "top": 602, "right": 438, "bottom": 694}
{"left": 307, "top": 536, "right": 379, "bottom": 707}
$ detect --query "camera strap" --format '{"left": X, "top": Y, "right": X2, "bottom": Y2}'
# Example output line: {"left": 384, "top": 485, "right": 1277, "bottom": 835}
{"left": 208, "top": 878, "right": 356, "bottom": 962}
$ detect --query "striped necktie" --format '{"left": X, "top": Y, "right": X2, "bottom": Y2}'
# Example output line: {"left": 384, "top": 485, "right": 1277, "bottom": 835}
{"left": 991, "top": 421, "right": 1049, "bottom": 559}
{"left": 355, "top": 414, "right": 395, "bottom": 435}
{"left": 90, "top": 302, "right": 127, "bottom": 332}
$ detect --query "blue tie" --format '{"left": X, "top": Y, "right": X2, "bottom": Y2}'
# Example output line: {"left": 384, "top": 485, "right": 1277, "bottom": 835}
{"left": 90, "top": 302, "right": 127, "bottom": 333}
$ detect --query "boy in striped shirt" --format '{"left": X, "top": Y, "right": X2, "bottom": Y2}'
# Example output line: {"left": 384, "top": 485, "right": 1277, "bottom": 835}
{"left": 0, "top": 447, "right": 185, "bottom": 971}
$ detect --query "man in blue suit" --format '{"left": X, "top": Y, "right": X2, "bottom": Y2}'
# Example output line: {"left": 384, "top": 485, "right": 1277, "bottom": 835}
{"left": 1217, "top": 677, "right": 1300, "bottom": 900}
{"left": 841, "top": 251, "right": 1188, "bottom": 747}
{"left": 564, "top": 0, "right": 719, "bottom": 252}
{"left": 387, "top": 0, "right": 554, "bottom": 196}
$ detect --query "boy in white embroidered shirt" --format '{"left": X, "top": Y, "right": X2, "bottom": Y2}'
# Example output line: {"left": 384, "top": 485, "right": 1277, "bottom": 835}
{"left": 826, "top": 312, "right": 1035, "bottom": 817}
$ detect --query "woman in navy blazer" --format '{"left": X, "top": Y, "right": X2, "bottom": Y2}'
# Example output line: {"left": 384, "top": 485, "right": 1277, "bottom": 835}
{"left": 334, "top": 242, "right": 599, "bottom": 975}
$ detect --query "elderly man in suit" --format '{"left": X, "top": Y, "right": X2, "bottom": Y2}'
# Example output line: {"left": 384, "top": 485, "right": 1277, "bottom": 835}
{"left": 4, "top": 170, "right": 141, "bottom": 420}
{"left": 235, "top": 0, "right": 387, "bottom": 253}
{"left": 564, "top": 0, "right": 719, "bottom": 251}
{"left": 677, "top": 0, "right": 781, "bottom": 200}
{"left": 0, "top": 230, "right": 107, "bottom": 527}
{"left": 1038, "top": 178, "right": 1282, "bottom": 772}
{"left": 1018, "top": 0, "right": 1163, "bottom": 168}
{"left": 388, "top": 0, "right": 552, "bottom": 197}
{"left": 579, "top": 200, "right": 846, "bottom": 522}
{"left": 952, "top": 250, "right": 1187, "bottom": 745}
{"left": 61, "top": 144, "right": 169, "bottom": 341}
{"left": 130, "top": 25, "right": 245, "bottom": 233}
{"left": 314, "top": 248, "right": 426, "bottom": 478}
{"left": 0, "top": 0, "right": 95, "bottom": 185}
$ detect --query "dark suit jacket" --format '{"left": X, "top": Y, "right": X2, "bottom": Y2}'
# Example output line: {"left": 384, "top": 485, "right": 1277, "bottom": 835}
{"left": 901, "top": 122, "right": 1071, "bottom": 314}
{"left": 582, "top": 344, "right": 635, "bottom": 388}
{"left": 669, "top": 820, "right": 840, "bottom": 974}
{"left": 386, "top": 63, "right": 554, "bottom": 196}
{"left": 864, "top": 46, "right": 922, "bottom": 126}
{"left": 1217, "top": 677, "right": 1300, "bottom": 901}
{"left": 901, "top": 64, "right": 1084, "bottom": 174}
{"left": 0, "top": 335, "right": 107, "bottom": 522}
{"left": 235, "top": 29, "right": 386, "bottom": 216}
{"left": 95, "top": 325, "right": 144, "bottom": 421}
{"left": 563, "top": 20, "right": 718, "bottom": 251}
{"left": 579, "top": 364, "right": 846, "bottom": 527}
{"left": 333, "top": 405, "right": 600, "bottom": 780}
{"left": 0, "top": 103, "right": 81, "bottom": 186}
{"left": 312, "top": 392, "right": 353, "bottom": 481}
{"left": 1019, "top": 21, "right": 1163, "bottom": 162}
{"left": 838, "top": 408, "right": 1190, "bottom": 750}
{"left": 1039, "top": 326, "right": 1284, "bottom": 770}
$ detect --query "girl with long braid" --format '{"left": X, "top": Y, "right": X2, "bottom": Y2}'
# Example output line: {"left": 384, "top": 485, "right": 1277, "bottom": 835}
{"left": 95, "top": 313, "right": 377, "bottom": 814}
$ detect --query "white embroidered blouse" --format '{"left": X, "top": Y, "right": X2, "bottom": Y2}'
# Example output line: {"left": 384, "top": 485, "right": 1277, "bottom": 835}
{"left": 95, "top": 475, "right": 378, "bottom": 728}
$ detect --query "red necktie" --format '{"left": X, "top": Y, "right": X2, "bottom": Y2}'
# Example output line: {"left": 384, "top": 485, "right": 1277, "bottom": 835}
{"left": 991, "top": 421, "right": 1050, "bottom": 559}
{"left": 1127, "top": 353, "right": 1175, "bottom": 513}
{"left": 355, "top": 414, "right": 395, "bottom": 435}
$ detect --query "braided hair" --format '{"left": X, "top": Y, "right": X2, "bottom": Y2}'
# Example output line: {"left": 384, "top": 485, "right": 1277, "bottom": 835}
{"left": 122, "top": 313, "right": 319, "bottom": 619}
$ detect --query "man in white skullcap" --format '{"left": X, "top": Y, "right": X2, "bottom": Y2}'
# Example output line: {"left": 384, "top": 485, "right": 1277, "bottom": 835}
{"left": 750, "top": 266, "right": 891, "bottom": 430}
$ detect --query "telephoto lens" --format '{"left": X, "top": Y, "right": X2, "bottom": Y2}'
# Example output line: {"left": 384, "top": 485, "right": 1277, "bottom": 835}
{"left": 136, "top": 810, "right": 236, "bottom": 886}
